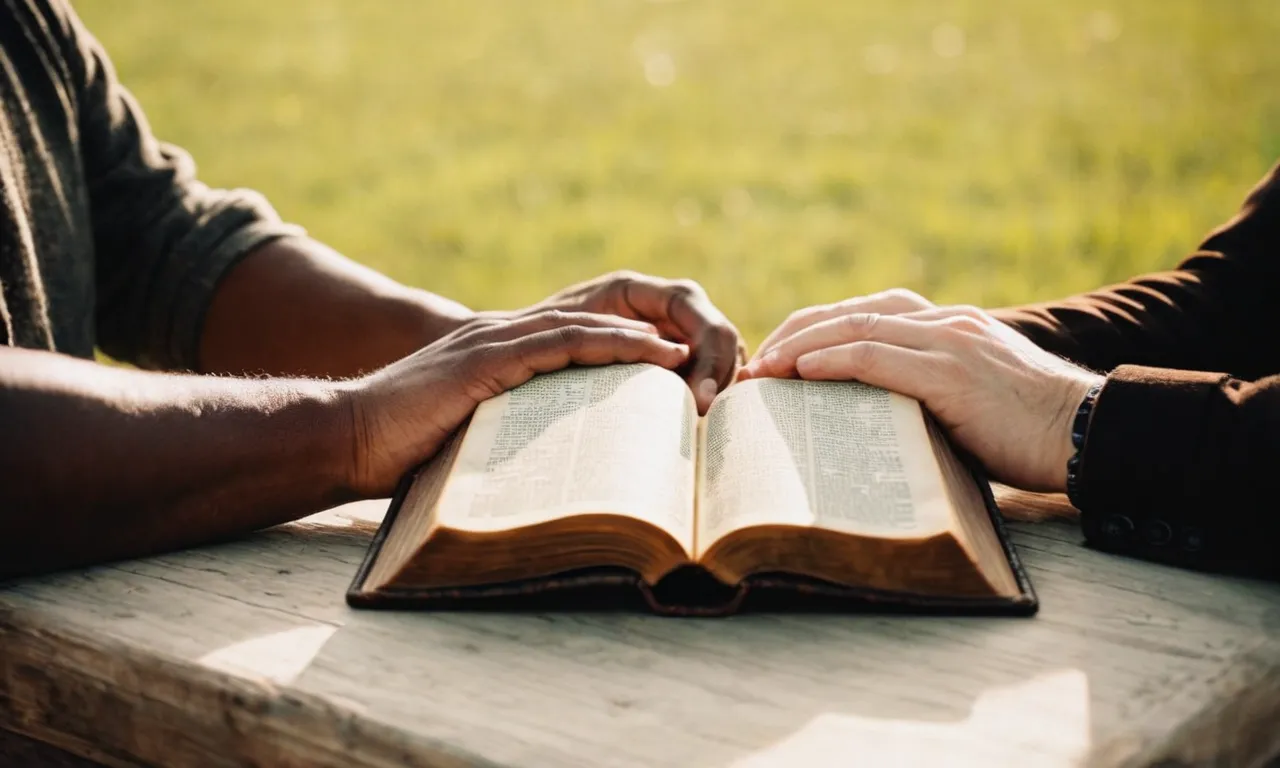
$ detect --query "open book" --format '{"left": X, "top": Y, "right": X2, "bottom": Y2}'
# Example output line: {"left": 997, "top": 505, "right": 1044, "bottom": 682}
{"left": 348, "top": 364, "right": 1037, "bottom": 616}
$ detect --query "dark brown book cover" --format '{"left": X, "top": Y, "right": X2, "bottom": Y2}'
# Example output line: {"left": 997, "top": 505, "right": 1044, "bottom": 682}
{"left": 346, "top": 459, "right": 1039, "bottom": 617}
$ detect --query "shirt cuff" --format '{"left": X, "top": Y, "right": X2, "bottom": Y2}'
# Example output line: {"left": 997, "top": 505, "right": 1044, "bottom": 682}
{"left": 1076, "top": 364, "right": 1228, "bottom": 559}
{"left": 165, "top": 219, "right": 306, "bottom": 372}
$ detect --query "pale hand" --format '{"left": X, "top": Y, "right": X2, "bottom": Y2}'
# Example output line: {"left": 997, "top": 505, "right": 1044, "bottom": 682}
{"left": 742, "top": 289, "right": 1103, "bottom": 492}
{"left": 341, "top": 310, "right": 690, "bottom": 497}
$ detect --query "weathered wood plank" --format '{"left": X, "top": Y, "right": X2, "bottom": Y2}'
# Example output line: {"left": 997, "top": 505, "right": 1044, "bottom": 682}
{"left": 0, "top": 601, "right": 489, "bottom": 768}
{"left": 0, "top": 498, "right": 1277, "bottom": 767}
{"left": 0, "top": 727, "right": 110, "bottom": 768}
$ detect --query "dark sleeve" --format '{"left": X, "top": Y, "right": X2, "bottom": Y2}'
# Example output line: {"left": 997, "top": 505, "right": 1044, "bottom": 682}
{"left": 54, "top": 1, "right": 304, "bottom": 370}
{"left": 1072, "top": 366, "right": 1280, "bottom": 577}
{"left": 992, "top": 164, "right": 1280, "bottom": 577}
{"left": 992, "top": 162, "right": 1280, "bottom": 380}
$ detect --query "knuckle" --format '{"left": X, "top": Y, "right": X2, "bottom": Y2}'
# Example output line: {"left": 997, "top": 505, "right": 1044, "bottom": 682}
{"left": 554, "top": 325, "right": 588, "bottom": 348}
{"left": 706, "top": 322, "right": 738, "bottom": 346}
{"left": 880, "top": 287, "right": 915, "bottom": 302}
{"left": 944, "top": 316, "right": 986, "bottom": 336}
{"left": 539, "top": 308, "right": 571, "bottom": 325}
{"left": 608, "top": 268, "right": 643, "bottom": 284}
{"left": 602, "top": 326, "right": 631, "bottom": 346}
{"left": 880, "top": 287, "right": 930, "bottom": 308}
{"left": 670, "top": 278, "right": 704, "bottom": 299}
{"left": 841, "top": 312, "right": 878, "bottom": 332}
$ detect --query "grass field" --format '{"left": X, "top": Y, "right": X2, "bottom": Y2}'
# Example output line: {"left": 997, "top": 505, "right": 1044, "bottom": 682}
{"left": 80, "top": 0, "right": 1280, "bottom": 346}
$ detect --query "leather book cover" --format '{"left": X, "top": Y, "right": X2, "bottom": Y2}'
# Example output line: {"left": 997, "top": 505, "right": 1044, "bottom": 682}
{"left": 346, "top": 459, "right": 1039, "bottom": 617}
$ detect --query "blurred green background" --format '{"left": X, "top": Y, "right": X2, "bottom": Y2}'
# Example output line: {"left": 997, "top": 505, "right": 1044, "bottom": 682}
{"left": 80, "top": 0, "right": 1280, "bottom": 346}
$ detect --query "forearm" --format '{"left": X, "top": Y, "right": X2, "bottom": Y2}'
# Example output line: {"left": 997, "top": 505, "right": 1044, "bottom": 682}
{"left": 199, "top": 236, "right": 476, "bottom": 377}
{"left": 0, "top": 347, "right": 354, "bottom": 578}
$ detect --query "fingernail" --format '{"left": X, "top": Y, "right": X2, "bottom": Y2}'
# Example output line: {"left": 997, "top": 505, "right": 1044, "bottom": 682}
{"left": 754, "top": 351, "right": 778, "bottom": 374}
{"left": 674, "top": 343, "right": 691, "bottom": 357}
{"left": 697, "top": 378, "right": 718, "bottom": 401}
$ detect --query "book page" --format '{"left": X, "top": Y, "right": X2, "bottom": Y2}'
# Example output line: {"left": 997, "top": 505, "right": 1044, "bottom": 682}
{"left": 696, "top": 378, "right": 951, "bottom": 555}
{"left": 435, "top": 364, "right": 697, "bottom": 553}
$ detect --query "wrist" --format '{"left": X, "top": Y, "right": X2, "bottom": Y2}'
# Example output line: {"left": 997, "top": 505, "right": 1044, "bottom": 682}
{"left": 314, "top": 379, "right": 367, "bottom": 501}
{"left": 1046, "top": 371, "right": 1106, "bottom": 492}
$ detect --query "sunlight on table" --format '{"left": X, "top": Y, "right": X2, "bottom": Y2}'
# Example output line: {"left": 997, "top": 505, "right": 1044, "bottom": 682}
{"left": 734, "top": 669, "right": 1091, "bottom": 768}
{"left": 198, "top": 625, "right": 338, "bottom": 685}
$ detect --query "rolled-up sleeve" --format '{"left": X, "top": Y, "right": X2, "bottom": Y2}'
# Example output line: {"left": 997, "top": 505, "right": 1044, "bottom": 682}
{"left": 59, "top": 2, "right": 303, "bottom": 370}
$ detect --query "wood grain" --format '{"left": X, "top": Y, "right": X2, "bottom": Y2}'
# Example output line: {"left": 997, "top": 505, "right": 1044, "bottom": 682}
{"left": 1, "top": 495, "right": 1277, "bottom": 768}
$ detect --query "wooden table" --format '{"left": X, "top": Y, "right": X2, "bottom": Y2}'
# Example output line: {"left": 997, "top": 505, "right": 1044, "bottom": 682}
{"left": 2, "top": 492, "right": 1279, "bottom": 768}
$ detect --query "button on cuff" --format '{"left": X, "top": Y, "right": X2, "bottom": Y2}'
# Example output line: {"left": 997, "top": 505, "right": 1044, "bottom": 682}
{"left": 1143, "top": 520, "right": 1173, "bottom": 546}
{"left": 1100, "top": 514, "right": 1135, "bottom": 547}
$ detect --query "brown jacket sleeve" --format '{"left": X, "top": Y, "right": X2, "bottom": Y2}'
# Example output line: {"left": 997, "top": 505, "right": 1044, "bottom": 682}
{"left": 993, "top": 163, "right": 1280, "bottom": 577}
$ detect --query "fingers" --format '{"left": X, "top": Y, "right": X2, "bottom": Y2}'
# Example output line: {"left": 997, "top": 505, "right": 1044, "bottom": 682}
{"left": 899, "top": 304, "right": 994, "bottom": 325}
{"left": 474, "top": 310, "right": 658, "bottom": 342}
{"left": 795, "top": 342, "right": 949, "bottom": 402}
{"left": 752, "top": 289, "right": 934, "bottom": 363}
{"left": 744, "top": 313, "right": 971, "bottom": 380}
{"left": 482, "top": 326, "right": 690, "bottom": 393}
{"left": 685, "top": 322, "right": 744, "bottom": 414}
{"left": 618, "top": 273, "right": 743, "bottom": 413}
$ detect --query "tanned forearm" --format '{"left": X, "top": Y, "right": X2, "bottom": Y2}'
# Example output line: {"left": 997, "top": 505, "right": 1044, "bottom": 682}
{"left": 199, "top": 236, "right": 477, "bottom": 377}
{"left": 0, "top": 346, "right": 354, "bottom": 578}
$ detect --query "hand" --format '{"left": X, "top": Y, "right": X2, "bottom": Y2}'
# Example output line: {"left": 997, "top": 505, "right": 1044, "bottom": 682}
{"left": 508, "top": 271, "right": 744, "bottom": 413}
{"left": 751, "top": 288, "right": 938, "bottom": 361}
{"left": 340, "top": 310, "right": 690, "bottom": 496}
{"left": 742, "top": 291, "right": 1103, "bottom": 492}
